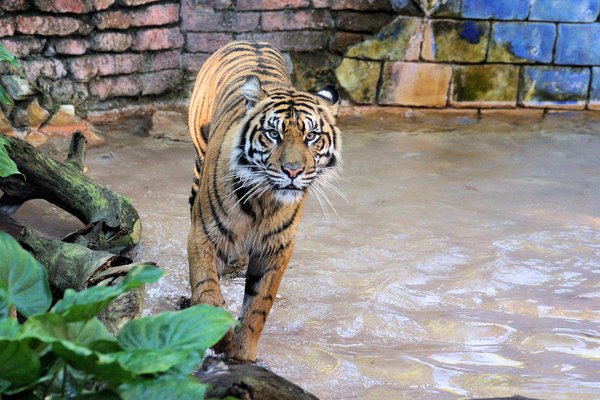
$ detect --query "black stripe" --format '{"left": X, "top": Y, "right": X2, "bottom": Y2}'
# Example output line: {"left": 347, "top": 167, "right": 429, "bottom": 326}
{"left": 262, "top": 205, "right": 300, "bottom": 241}
{"left": 244, "top": 273, "right": 262, "bottom": 297}
{"left": 233, "top": 177, "right": 257, "bottom": 221}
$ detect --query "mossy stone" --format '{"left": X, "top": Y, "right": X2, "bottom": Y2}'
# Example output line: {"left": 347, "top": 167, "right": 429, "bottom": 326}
{"left": 346, "top": 17, "right": 423, "bottom": 61}
{"left": 423, "top": 20, "right": 490, "bottom": 62}
{"left": 334, "top": 58, "right": 380, "bottom": 104}
{"left": 452, "top": 65, "right": 518, "bottom": 106}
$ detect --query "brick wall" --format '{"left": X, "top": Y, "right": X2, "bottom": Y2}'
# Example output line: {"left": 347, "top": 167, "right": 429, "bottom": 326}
{"left": 337, "top": 0, "right": 600, "bottom": 110}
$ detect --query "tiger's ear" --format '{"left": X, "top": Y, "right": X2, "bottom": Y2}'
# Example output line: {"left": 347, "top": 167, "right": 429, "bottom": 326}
{"left": 316, "top": 84, "right": 340, "bottom": 117}
{"left": 241, "top": 75, "right": 266, "bottom": 110}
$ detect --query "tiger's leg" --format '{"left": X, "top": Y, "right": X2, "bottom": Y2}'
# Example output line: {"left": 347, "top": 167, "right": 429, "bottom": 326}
{"left": 226, "top": 244, "right": 294, "bottom": 361}
{"left": 188, "top": 222, "right": 234, "bottom": 353}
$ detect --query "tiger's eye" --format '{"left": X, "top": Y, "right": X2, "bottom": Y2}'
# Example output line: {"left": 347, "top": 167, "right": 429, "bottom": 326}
{"left": 264, "top": 129, "right": 279, "bottom": 141}
{"left": 305, "top": 131, "right": 319, "bottom": 143}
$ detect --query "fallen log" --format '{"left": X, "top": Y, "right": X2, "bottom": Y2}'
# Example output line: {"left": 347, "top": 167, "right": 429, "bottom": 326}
{"left": 0, "top": 132, "right": 140, "bottom": 255}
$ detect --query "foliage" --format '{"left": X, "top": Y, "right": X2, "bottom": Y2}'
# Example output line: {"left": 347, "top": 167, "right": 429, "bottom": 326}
{"left": 0, "top": 136, "right": 23, "bottom": 179}
{"left": 0, "top": 43, "right": 21, "bottom": 106}
{"left": 0, "top": 232, "right": 236, "bottom": 399}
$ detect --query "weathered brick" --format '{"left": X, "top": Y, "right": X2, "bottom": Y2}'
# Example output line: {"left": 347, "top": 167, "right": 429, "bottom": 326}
{"left": 185, "top": 33, "right": 233, "bottom": 53}
{"left": 462, "top": 0, "right": 529, "bottom": 20}
{"left": 422, "top": 20, "right": 489, "bottom": 63}
{"left": 289, "top": 51, "right": 339, "bottom": 91}
{"left": 182, "top": 10, "right": 260, "bottom": 32}
{"left": 90, "top": 75, "right": 141, "bottom": 99}
{"left": 236, "top": 0, "right": 309, "bottom": 10}
{"left": 119, "top": 0, "right": 161, "bottom": 5}
{"left": 530, "top": 0, "right": 600, "bottom": 22}
{"left": 0, "top": 75, "right": 35, "bottom": 100}
{"left": 334, "top": 58, "right": 380, "bottom": 103}
{"left": 26, "top": 99, "right": 50, "bottom": 129}
{"left": 334, "top": 11, "right": 393, "bottom": 33}
{"left": 433, "top": 0, "right": 462, "bottom": 17}
{"left": 378, "top": 62, "right": 452, "bottom": 107}
{"left": 140, "top": 69, "right": 181, "bottom": 95}
{"left": 34, "top": 0, "right": 115, "bottom": 13}
{"left": 132, "top": 28, "right": 184, "bottom": 51}
{"left": 91, "top": 32, "right": 133, "bottom": 52}
{"left": 520, "top": 66, "right": 590, "bottom": 109}
{"left": 345, "top": 17, "right": 423, "bottom": 61}
{"left": 181, "top": 0, "right": 231, "bottom": 12}
{"left": 489, "top": 22, "right": 555, "bottom": 64}
{"left": 390, "top": 0, "right": 422, "bottom": 15}
{"left": 261, "top": 10, "right": 332, "bottom": 31}
{"left": 38, "top": 77, "right": 88, "bottom": 107}
{"left": 1, "top": 38, "right": 46, "bottom": 57}
{"left": 312, "top": 0, "right": 332, "bottom": 7}
{"left": 147, "top": 50, "right": 181, "bottom": 71}
{"left": 67, "top": 53, "right": 144, "bottom": 81}
{"left": 451, "top": 65, "right": 519, "bottom": 108}
{"left": 95, "top": 3, "right": 179, "bottom": 30}
{"left": 1, "top": 0, "right": 31, "bottom": 11}
{"left": 21, "top": 59, "right": 67, "bottom": 81}
{"left": 555, "top": 24, "right": 600, "bottom": 65}
{"left": 236, "top": 31, "right": 328, "bottom": 51}
{"left": 331, "top": 0, "right": 391, "bottom": 11}
{"left": 0, "top": 18, "right": 15, "bottom": 37}
{"left": 590, "top": 67, "right": 600, "bottom": 110}
{"left": 183, "top": 53, "right": 210, "bottom": 73}
{"left": 51, "top": 38, "right": 89, "bottom": 55}
{"left": 16, "top": 16, "right": 85, "bottom": 36}
{"left": 328, "top": 32, "right": 366, "bottom": 54}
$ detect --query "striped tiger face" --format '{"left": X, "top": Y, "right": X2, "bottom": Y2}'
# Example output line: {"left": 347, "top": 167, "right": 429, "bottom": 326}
{"left": 233, "top": 76, "right": 341, "bottom": 204}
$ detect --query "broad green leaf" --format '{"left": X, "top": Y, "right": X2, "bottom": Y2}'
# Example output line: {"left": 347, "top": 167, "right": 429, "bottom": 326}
{"left": 0, "top": 378, "right": 10, "bottom": 393}
{"left": 118, "top": 376, "right": 206, "bottom": 400}
{"left": 117, "top": 305, "right": 235, "bottom": 355}
{"left": 0, "top": 232, "right": 51, "bottom": 317}
{"left": 51, "top": 264, "right": 162, "bottom": 322}
{"left": 0, "top": 44, "right": 20, "bottom": 69}
{"left": 113, "top": 349, "right": 202, "bottom": 375}
{"left": 0, "top": 136, "right": 21, "bottom": 178}
{"left": 0, "top": 318, "right": 19, "bottom": 339}
{"left": 22, "top": 314, "right": 114, "bottom": 347}
{"left": 0, "top": 339, "right": 40, "bottom": 387}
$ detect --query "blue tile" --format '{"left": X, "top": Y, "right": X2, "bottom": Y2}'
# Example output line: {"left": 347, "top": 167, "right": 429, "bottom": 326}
{"left": 489, "top": 22, "right": 555, "bottom": 63}
{"left": 520, "top": 66, "right": 591, "bottom": 108}
{"left": 556, "top": 24, "right": 600, "bottom": 65}
{"left": 530, "top": 0, "right": 600, "bottom": 22}
{"left": 462, "top": 0, "right": 530, "bottom": 20}
{"left": 591, "top": 67, "right": 600, "bottom": 105}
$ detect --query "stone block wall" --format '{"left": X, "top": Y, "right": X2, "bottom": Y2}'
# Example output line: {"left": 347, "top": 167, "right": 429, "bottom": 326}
{"left": 337, "top": 0, "right": 600, "bottom": 110}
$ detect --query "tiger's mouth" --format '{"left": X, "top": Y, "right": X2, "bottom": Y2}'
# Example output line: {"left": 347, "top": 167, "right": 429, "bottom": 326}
{"left": 276, "top": 184, "right": 303, "bottom": 191}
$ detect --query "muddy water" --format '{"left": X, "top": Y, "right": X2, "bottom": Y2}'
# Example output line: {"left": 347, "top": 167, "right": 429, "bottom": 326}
{"left": 13, "top": 112, "right": 600, "bottom": 399}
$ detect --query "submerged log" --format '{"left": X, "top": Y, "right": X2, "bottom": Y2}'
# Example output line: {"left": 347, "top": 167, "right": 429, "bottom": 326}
{"left": 0, "top": 132, "right": 140, "bottom": 255}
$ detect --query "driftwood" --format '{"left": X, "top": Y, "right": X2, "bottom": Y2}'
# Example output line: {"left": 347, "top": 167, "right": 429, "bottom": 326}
{"left": 0, "top": 132, "right": 146, "bottom": 333}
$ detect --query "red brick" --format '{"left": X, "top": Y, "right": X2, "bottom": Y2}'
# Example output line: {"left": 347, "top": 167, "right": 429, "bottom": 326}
{"left": 95, "top": 3, "right": 179, "bottom": 30}
{"left": 90, "top": 75, "right": 141, "bottom": 100}
{"left": 185, "top": 32, "right": 233, "bottom": 52}
{"left": 312, "top": 0, "right": 331, "bottom": 7}
{"left": 331, "top": 0, "right": 391, "bottom": 11}
{"left": 182, "top": 10, "right": 259, "bottom": 32}
{"left": 1, "top": 0, "right": 31, "bottom": 11}
{"left": 91, "top": 32, "right": 133, "bottom": 52}
{"left": 146, "top": 50, "right": 181, "bottom": 71}
{"left": 1, "top": 38, "right": 46, "bottom": 57}
{"left": 333, "top": 11, "right": 393, "bottom": 32}
{"left": 328, "top": 32, "right": 366, "bottom": 54}
{"left": 182, "top": 53, "right": 209, "bottom": 73}
{"left": 181, "top": 0, "right": 231, "bottom": 11}
{"left": 236, "top": 0, "right": 309, "bottom": 10}
{"left": 34, "top": 0, "right": 115, "bottom": 13}
{"left": 119, "top": 0, "right": 161, "bottom": 5}
{"left": 132, "top": 28, "right": 184, "bottom": 51}
{"left": 67, "top": 53, "right": 144, "bottom": 81}
{"left": 21, "top": 59, "right": 67, "bottom": 81}
{"left": 52, "top": 38, "right": 89, "bottom": 55}
{"left": 0, "top": 18, "right": 15, "bottom": 37}
{"left": 16, "top": 16, "right": 84, "bottom": 36}
{"left": 141, "top": 69, "right": 181, "bottom": 95}
{"left": 237, "top": 31, "right": 328, "bottom": 51}
{"left": 261, "top": 10, "right": 332, "bottom": 31}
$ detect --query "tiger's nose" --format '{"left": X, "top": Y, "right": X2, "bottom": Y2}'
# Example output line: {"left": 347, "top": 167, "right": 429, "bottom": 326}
{"left": 282, "top": 163, "right": 304, "bottom": 179}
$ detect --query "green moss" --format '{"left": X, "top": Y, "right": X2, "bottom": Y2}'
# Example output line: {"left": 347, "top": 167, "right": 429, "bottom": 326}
{"left": 334, "top": 58, "right": 381, "bottom": 104}
{"left": 346, "top": 18, "right": 422, "bottom": 61}
{"left": 452, "top": 65, "right": 518, "bottom": 103}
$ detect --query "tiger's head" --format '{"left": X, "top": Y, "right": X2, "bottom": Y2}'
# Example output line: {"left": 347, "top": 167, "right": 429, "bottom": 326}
{"left": 232, "top": 76, "right": 341, "bottom": 204}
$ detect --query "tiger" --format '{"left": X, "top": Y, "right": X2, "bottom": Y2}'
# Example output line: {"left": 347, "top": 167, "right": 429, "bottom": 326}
{"left": 187, "top": 40, "right": 341, "bottom": 361}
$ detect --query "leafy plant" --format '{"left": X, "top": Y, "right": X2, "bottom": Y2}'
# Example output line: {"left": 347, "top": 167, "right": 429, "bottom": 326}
{"left": 0, "top": 232, "right": 236, "bottom": 399}
{"left": 0, "top": 43, "right": 21, "bottom": 106}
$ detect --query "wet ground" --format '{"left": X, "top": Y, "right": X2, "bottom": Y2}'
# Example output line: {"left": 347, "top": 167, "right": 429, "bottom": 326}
{"left": 13, "top": 111, "right": 600, "bottom": 399}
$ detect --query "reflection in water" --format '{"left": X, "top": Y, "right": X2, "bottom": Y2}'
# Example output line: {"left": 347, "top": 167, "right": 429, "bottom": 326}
{"left": 12, "top": 112, "right": 600, "bottom": 399}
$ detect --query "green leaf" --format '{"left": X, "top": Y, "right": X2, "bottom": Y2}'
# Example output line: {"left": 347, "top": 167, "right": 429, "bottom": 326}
{"left": 0, "top": 232, "right": 51, "bottom": 318}
{"left": 0, "top": 136, "right": 21, "bottom": 178}
{"left": 0, "top": 339, "right": 41, "bottom": 387}
{"left": 0, "top": 318, "right": 19, "bottom": 339}
{"left": 0, "top": 85, "right": 13, "bottom": 106}
{"left": 0, "top": 44, "right": 20, "bottom": 69}
{"left": 118, "top": 376, "right": 206, "bottom": 400}
{"left": 51, "top": 264, "right": 162, "bottom": 322}
{"left": 113, "top": 349, "right": 202, "bottom": 375}
{"left": 117, "top": 305, "right": 235, "bottom": 355}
